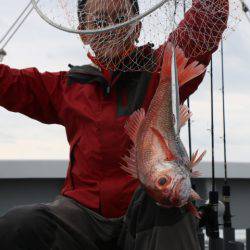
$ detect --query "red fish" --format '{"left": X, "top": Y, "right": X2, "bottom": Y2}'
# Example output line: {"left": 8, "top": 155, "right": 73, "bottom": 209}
{"left": 121, "top": 42, "right": 207, "bottom": 218}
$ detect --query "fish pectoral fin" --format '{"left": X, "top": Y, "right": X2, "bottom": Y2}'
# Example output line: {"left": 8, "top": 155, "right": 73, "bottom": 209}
{"left": 189, "top": 150, "right": 207, "bottom": 169}
{"left": 124, "top": 108, "right": 145, "bottom": 143}
{"left": 179, "top": 105, "right": 192, "bottom": 129}
{"left": 186, "top": 202, "right": 201, "bottom": 219}
{"left": 120, "top": 146, "right": 138, "bottom": 179}
{"left": 120, "top": 162, "right": 138, "bottom": 179}
{"left": 150, "top": 127, "right": 176, "bottom": 161}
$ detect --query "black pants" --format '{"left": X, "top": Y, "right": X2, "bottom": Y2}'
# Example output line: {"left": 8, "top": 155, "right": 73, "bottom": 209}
{"left": 0, "top": 187, "right": 201, "bottom": 250}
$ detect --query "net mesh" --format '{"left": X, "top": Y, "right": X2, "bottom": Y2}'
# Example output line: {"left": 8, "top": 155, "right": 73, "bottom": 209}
{"left": 34, "top": 0, "right": 241, "bottom": 72}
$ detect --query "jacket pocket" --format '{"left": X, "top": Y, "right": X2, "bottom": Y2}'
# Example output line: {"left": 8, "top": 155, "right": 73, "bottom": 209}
{"left": 61, "top": 134, "right": 81, "bottom": 192}
{"left": 68, "top": 134, "right": 82, "bottom": 189}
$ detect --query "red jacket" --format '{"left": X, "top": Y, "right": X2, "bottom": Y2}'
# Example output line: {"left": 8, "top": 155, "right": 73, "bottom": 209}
{"left": 0, "top": 1, "right": 228, "bottom": 218}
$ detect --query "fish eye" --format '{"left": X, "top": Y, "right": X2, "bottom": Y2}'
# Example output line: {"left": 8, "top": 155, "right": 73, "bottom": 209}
{"left": 158, "top": 177, "right": 167, "bottom": 186}
{"left": 158, "top": 176, "right": 171, "bottom": 186}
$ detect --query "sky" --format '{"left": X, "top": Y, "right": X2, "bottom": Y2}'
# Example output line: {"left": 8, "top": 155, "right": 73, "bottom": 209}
{"left": 0, "top": 0, "right": 249, "bottom": 162}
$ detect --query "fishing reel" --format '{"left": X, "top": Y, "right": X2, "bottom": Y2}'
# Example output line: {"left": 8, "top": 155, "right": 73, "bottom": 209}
{"left": 198, "top": 195, "right": 225, "bottom": 238}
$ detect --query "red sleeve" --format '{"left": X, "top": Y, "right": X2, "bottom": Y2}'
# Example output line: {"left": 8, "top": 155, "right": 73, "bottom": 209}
{"left": 168, "top": 0, "right": 229, "bottom": 103}
{"left": 0, "top": 64, "right": 65, "bottom": 125}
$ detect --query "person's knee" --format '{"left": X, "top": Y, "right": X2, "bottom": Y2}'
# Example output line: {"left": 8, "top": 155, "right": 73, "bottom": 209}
{"left": 0, "top": 204, "right": 54, "bottom": 245}
{"left": 1, "top": 204, "right": 44, "bottom": 228}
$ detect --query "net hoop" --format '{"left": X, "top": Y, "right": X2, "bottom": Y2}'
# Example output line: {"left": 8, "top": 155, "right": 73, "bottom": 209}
{"left": 31, "top": 0, "right": 169, "bottom": 34}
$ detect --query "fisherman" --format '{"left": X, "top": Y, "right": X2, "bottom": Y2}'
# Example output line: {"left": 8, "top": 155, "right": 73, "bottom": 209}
{"left": 0, "top": 0, "right": 228, "bottom": 249}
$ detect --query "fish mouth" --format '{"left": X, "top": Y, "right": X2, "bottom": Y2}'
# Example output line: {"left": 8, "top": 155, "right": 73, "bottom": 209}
{"left": 158, "top": 197, "right": 184, "bottom": 208}
{"left": 167, "top": 179, "right": 187, "bottom": 207}
{"left": 157, "top": 192, "right": 187, "bottom": 208}
{"left": 165, "top": 196, "right": 187, "bottom": 208}
{"left": 169, "top": 196, "right": 183, "bottom": 207}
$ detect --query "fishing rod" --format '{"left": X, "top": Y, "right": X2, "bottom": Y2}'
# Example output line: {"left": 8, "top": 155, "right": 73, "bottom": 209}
{"left": 0, "top": 1, "right": 38, "bottom": 62}
{"left": 198, "top": 43, "right": 245, "bottom": 250}
{"left": 197, "top": 58, "right": 224, "bottom": 250}
{"left": 221, "top": 41, "right": 244, "bottom": 250}
{"left": 195, "top": 57, "right": 221, "bottom": 249}
{"left": 208, "top": 58, "right": 220, "bottom": 238}
{"left": 220, "top": 41, "right": 244, "bottom": 250}
{"left": 220, "top": 41, "right": 233, "bottom": 235}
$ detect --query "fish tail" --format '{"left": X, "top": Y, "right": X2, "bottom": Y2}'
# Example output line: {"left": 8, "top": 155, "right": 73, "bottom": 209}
{"left": 175, "top": 46, "right": 206, "bottom": 86}
{"left": 159, "top": 42, "right": 207, "bottom": 88}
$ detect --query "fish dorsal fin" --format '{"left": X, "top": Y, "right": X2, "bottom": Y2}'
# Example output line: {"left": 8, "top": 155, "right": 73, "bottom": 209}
{"left": 150, "top": 127, "right": 175, "bottom": 161}
{"left": 124, "top": 108, "right": 145, "bottom": 143}
{"left": 179, "top": 105, "right": 192, "bottom": 129}
{"left": 120, "top": 146, "right": 138, "bottom": 178}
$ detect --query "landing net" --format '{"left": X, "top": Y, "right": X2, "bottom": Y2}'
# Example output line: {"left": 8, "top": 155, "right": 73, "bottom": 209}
{"left": 32, "top": 0, "right": 241, "bottom": 71}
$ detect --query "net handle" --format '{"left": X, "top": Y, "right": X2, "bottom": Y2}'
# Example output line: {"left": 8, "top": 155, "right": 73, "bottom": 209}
{"left": 31, "top": 0, "right": 169, "bottom": 34}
